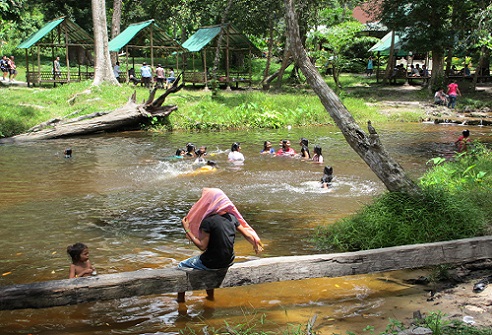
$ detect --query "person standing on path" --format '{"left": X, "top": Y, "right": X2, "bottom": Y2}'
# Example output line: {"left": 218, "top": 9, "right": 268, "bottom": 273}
{"left": 8, "top": 55, "right": 17, "bottom": 82}
{"left": 113, "top": 61, "right": 120, "bottom": 82}
{"left": 140, "top": 62, "right": 152, "bottom": 88}
{"left": 366, "top": 56, "right": 374, "bottom": 77}
{"left": 447, "top": 80, "right": 462, "bottom": 109}
{"left": 53, "top": 56, "right": 61, "bottom": 78}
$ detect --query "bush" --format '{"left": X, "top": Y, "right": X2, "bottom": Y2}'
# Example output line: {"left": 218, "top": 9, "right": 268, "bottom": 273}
{"left": 314, "top": 144, "right": 492, "bottom": 252}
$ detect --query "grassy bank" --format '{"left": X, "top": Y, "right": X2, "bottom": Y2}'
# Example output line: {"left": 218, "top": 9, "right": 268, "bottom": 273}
{"left": 314, "top": 142, "right": 492, "bottom": 252}
{"left": 0, "top": 73, "right": 428, "bottom": 138}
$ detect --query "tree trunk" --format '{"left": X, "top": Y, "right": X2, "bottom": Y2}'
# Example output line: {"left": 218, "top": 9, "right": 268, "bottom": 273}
{"left": 472, "top": 46, "right": 486, "bottom": 91}
{"left": 284, "top": 0, "right": 419, "bottom": 194}
{"left": 1, "top": 236, "right": 491, "bottom": 310}
{"left": 0, "top": 81, "right": 184, "bottom": 144}
{"left": 430, "top": 49, "right": 445, "bottom": 92}
{"left": 211, "top": 0, "right": 233, "bottom": 96}
{"left": 92, "top": 0, "right": 119, "bottom": 86}
{"left": 110, "top": 0, "right": 123, "bottom": 65}
{"left": 383, "top": 31, "right": 396, "bottom": 85}
{"left": 261, "top": 18, "right": 275, "bottom": 90}
{"left": 275, "top": 48, "right": 292, "bottom": 90}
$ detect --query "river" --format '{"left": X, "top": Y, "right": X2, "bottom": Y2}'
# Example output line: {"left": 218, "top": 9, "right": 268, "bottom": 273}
{"left": 0, "top": 123, "right": 489, "bottom": 334}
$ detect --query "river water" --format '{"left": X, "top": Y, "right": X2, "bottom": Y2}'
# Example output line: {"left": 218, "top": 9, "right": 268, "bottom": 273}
{"left": 0, "top": 123, "right": 489, "bottom": 334}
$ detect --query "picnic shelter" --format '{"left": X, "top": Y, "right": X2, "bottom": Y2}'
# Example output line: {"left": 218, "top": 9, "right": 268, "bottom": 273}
{"left": 17, "top": 17, "right": 94, "bottom": 86}
{"left": 181, "top": 23, "right": 262, "bottom": 88}
{"left": 108, "top": 19, "right": 184, "bottom": 82}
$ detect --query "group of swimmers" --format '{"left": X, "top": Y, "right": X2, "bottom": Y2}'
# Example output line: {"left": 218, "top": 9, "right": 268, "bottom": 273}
{"left": 170, "top": 138, "right": 333, "bottom": 187}
{"left": 261, "top": 137, "right": 333, "bottom": 188}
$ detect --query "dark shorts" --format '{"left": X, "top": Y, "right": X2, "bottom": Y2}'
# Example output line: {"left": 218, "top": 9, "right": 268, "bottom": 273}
{"left": 10, "top": 69, "right": 17, "bottom": 75}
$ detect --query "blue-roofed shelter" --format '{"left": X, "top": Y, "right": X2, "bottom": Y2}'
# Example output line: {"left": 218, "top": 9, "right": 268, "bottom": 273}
{"left": 181, "top": 23, "right": 261, "bottom": 87}
{"left": 368, "top": 31, "right": 408, "bottom": 56}
{"left": 108, "top": 19, "right": 184, "bottom": 81}
{"left": 17, "top": 17, "right": 94, "bottom": 86}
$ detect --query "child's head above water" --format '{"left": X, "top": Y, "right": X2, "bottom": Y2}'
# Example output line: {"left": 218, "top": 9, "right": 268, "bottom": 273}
{"left": 176, "top": 148, "right": 185, "bottom": 156}
{"left": 231, "top": 142, "right": 241, "bottom": 152}
{"left": 67, "top": 242, "right": 88, "bottom": 263}
{"left": 186, "top": 143, "right": 195, "bottom": 154}
{"left": 314, "top": 145, "right": 322, "bottom": 155}
{"left": 300, "top": 138, "right": 309, "bottom": 147}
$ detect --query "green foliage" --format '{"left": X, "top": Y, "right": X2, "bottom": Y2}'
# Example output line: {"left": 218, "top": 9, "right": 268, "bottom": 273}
{"left": 313, "top": 144, "right": 492, "bottom": 252}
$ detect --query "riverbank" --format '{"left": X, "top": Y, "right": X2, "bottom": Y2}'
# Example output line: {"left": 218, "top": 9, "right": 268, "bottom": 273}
{"left": 416, "top": 260, "right": 492, "bottom": 329}
{"left": 2, "top": 75, "right": 492, "bottom": 139}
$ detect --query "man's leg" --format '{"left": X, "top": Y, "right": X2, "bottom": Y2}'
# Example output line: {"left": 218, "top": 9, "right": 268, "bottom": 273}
{"left": 206, "top": 289, "right": 214, "bottom": 301}
{"left": 177, "top": 292, "right": 186, "bottom": 303}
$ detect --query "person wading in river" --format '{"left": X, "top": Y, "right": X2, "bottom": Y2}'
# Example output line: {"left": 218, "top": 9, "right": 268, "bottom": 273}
{"left": 177, "top": 188, "right": 263, "bottom": 302}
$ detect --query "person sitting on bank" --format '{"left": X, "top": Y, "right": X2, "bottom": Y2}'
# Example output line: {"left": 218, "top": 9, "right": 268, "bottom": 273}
{"left": 434, "top": 88, "right": 447, "bottom": 105}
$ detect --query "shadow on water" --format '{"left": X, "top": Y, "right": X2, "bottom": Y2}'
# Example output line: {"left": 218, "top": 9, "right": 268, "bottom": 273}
{"left": 0, "top": 124, "right": 491, "bottom": 334}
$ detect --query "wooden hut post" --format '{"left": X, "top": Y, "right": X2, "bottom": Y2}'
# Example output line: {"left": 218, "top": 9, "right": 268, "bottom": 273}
{"left": 226, "top": 26, "right": 230, "bottom": 90}
{"left": 376, "top": 51, "right": 380, "bottom": 83}
{"left": 24, "top": 49, "right": 29, "bottom": 86}
{"left": 64, "top": 22, "right": 70, "bottom": 82}
{"left": 249, "top": 45, "right": 252, "bottom": 84}
{"left": 125, "top": 45, "right": 129, "bottom": 83}
{"left": 203, "top": 49, "right": 208, "bottom": 89}
{"left": 150, "top": 24, "right": 154, "bottom": 68}
{"left": 37, "top": 46, "right": 41, "bottom": 81}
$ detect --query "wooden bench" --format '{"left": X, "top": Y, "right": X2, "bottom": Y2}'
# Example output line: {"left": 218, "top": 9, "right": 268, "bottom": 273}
{"left": 406, "top": 75, "right": 430, "bottom": 85}
{"left": 183, "top": 71, "right": 252, "bottom": 88}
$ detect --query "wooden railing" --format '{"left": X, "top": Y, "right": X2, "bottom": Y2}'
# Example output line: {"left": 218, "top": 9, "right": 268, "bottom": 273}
{"left": 26, "top": 71, "right": 94, "bottom": 85}
{"left": 183, "top": 71, "right": 252, "bottom": 87}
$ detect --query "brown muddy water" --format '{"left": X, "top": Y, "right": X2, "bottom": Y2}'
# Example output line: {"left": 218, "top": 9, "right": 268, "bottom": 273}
{"left": 0, "top": 123, "right": 490, "bottom": 334}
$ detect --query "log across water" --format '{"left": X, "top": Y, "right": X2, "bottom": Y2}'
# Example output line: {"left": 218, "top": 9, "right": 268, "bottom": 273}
{"left": 1, "top": 236, "right": 491, "bottom": 311}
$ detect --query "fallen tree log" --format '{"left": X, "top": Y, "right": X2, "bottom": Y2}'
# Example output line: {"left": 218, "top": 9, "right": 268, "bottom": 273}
{"left": 1, "top": 236, "right": 491, "bottom": 310}
{"left": 0, "top": 76, "right": 184, "bottom": 144}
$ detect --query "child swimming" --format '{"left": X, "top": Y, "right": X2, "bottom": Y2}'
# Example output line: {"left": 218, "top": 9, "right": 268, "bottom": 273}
{"left": 174, "top": 148, "right": 185, "bottom": 159}
{"left": 321, "top": 166, "right": 333, "bottom": 188}
{"left": 312, "top": 145, "right": 324, "bottom": 163}
{"left": 67, "top": 242, "right": 96, "bottom": 278}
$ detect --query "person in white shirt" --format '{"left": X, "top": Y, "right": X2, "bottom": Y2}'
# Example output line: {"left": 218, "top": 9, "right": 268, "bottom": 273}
{"left": 228, "top": 142, "right": 244, "bottom": 164}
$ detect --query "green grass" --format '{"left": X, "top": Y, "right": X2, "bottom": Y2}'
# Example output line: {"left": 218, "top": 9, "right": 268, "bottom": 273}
{"left": 313, "top": 143, "right": 492, "bottom": 252}
{"left": 0, "top": 68, "right": 429, "bottom": 138}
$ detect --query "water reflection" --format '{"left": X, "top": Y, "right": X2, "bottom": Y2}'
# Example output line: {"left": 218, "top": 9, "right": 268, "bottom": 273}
{"left": 0, "top": 124, "right": 490, "bottom": 334}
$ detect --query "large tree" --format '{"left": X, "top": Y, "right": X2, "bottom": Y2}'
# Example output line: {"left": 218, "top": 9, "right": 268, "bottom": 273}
{"left": 371, "top": 0, "right": 487, "bottom": 89}
{"left": 285, "top": 0, "right": 419, "bottom": 194}
{"left": 91, "top": 0, "right": 118, "bottom": 85}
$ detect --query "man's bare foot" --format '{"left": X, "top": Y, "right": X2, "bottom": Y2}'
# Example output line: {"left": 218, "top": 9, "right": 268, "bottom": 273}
{"left": 206, "top": 289, "right": 214, "bottom": 301}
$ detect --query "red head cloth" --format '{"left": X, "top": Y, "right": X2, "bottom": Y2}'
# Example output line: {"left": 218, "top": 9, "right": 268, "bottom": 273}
{"left": 185, "top": 188, "right": 262, "bottom": 248}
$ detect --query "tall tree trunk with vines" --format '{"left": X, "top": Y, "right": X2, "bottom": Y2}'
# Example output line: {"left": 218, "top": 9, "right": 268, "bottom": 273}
{"left": 284, "top": 0, "right": 420, "bottom": 194}
{"left": 92, "top": 0, "right": 119, "bottom": 86}
{"left": 211, "top": 0, "right": 233, "bottom": 97}
{"left": 110, "top": 0, "right": 122, "bottom": 66}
